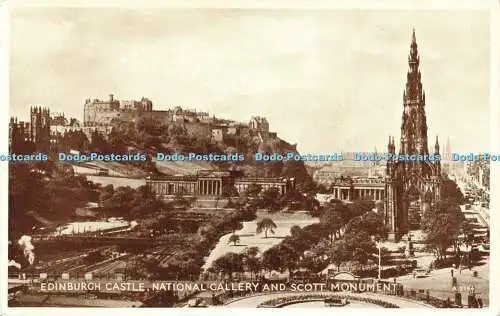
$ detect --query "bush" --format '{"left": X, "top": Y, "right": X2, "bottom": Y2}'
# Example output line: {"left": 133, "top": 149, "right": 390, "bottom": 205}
{"left": 433, "top": 257, "right": 459, "bottom": 269}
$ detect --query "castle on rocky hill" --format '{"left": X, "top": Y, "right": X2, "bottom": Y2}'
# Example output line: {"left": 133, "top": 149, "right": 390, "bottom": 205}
{"left": 9, "top": 94, "right": 277, "bottom": 153}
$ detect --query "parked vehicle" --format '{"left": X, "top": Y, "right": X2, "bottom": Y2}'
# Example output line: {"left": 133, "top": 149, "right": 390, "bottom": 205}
{"left": 324, "top": 298, "right": 349, "bottom": 307}
{"left": 413, "top": 268, "right": 428, "bottom": 278}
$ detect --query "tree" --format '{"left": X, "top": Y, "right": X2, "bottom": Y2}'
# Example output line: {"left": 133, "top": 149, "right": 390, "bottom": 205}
{"left": 242, "top": 247, "right": 261, "bottom": 280}
{"left": 317, "top": 184, "right": 329, "bottom": 194}
{"left": 303, "top": 195, "right": 321, "bottom": 214}
{"left": 89, "top": 130, "right": 109, "bottom": 153}
{"left": 108, "top": 127, "right": 127, "bottom": 153}
{"left": 440, "top": 177, "right": 465, "bottom": 204}
{"left": 353, "top": 248, "right": 369, "bottom": 265}
{"left": 343, "top": 227, "right": 376, "bottom": 255}
{"left": 212, "top": 252, "right": 243, "bottom": 280}
{"left": 244, "top": 183, "right": 262, "bottom": 198}
{"left": 300, "top": 179, "right": 318, "bottom": 196}
{"left": 347, "top": 200, "right": 374, "bottom": 219}
{"left": 421, "top": 198, "right": 464, "bottom": 260}
{"left": 262, "top": 247, "right": 282, "bottom": 271}
{"left": 260, "top": 187, "right": 281, "bottom": 211}
{"left": 228, "top": 234, "right": 240, "bottom": 246}
{"left": 327, "top": 240, "right": 351, "bottom": 271}
{"left": 281, "top": 160, "right": 310, "bottom": 184}
{"left": 262, "top": 242, "right": 298, "bottom": 275}
{"left": 359, "top": 211, "right": 387, "bottom": 238}
{"left": 256, "top": 218, "right": 277, "bottom": 238}
{"left": 319, "top": 208, "right": 344, "bottom": 243}
{"left": 290, "top": 225, "right": 302, "bottom": 238}
{"left": 277, "top": 243, "right": 299, "bottom": 276}
{"left": 243, "top": 246, "right": 260, "bottom": 259}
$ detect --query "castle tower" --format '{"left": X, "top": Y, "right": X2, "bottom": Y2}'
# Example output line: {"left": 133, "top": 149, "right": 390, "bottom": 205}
{"left": 385, "top": 29, "right": 442, "bottom": 241}
{"left": 30, "top": 106, "right": 51, "bottom": 153}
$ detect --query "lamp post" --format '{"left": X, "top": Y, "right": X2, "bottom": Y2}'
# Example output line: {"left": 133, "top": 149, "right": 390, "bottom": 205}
{"left": 371, "top": 236, "right": 382, "bottom": 280}
{"left": 376, "top": 242, "right": 382, "bottom": 280}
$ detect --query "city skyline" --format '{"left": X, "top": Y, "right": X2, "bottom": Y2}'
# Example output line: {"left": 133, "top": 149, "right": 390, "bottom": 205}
{"left": 10, "top": 8, "right": 490, "bottom": 153}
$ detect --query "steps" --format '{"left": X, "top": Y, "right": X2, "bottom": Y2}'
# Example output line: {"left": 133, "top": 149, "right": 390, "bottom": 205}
{"left": 193, "top": 198, "right": 229, "bottom": 208}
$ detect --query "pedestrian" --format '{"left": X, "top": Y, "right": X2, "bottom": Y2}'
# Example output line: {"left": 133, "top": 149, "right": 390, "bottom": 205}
{"left": 451, "top": 268, "right": 454, "bottom": 277}
{"left": 477, "top": 296, "right": 483, "bottom": 308}
{"left": 470, "top": 285, "right": 476, "bottom": 295}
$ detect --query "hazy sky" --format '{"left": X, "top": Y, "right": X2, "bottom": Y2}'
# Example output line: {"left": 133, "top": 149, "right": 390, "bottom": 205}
{"left": 10, "top": 8, "right": 490, "bottom": 153}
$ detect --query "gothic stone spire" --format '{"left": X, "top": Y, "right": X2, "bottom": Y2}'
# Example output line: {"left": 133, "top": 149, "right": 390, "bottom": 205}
{"left": 400, "top": 29, "right": 428, "bottom": 156}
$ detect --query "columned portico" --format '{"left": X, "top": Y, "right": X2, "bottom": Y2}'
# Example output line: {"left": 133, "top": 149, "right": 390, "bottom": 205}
{"left": 329, "top": 178, "right": 385, "bottom": 202}
{"left": 197, "top": 179, "right": 223, "bottom": 195}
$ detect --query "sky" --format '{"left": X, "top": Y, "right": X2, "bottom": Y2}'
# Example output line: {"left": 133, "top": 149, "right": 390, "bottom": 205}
{"left": 10, "top": 7, "right": 490, "bottom": 153}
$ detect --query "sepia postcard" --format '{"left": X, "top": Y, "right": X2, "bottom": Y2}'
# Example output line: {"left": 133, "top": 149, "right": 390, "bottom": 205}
{"left": 1, "top": 0, "right": 499, "bottom": 315}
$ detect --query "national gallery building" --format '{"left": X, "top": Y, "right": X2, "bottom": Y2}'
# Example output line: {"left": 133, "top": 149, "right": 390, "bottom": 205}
{"left": 329, "top": 177, "right": 386, "bottom": 201}
{"left": 146, "top": 170, "right": 295, "bottom": 198}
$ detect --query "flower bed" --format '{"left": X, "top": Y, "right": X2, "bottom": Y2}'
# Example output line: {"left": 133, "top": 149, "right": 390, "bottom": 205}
{"left": 258, "top": 293, "right": 399, "bottom": 308}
